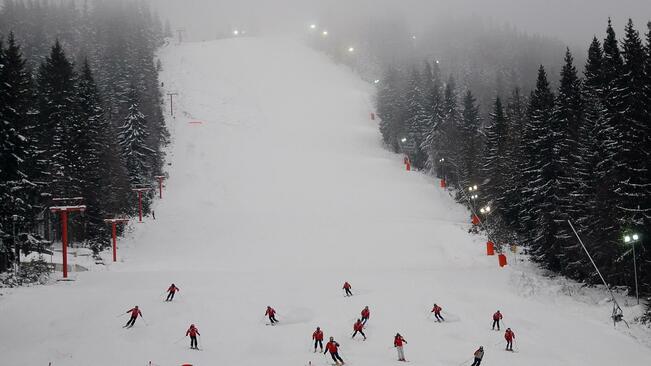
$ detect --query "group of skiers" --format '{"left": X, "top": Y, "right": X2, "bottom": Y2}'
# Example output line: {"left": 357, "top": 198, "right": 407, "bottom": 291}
{"left": 121, "top": 283, "right": 201, "bottom": 350}
{"left": 123, "top": 281, "right": 516, "bottom": 362}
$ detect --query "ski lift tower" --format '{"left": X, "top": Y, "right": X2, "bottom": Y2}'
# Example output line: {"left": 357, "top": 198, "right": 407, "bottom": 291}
{"left": 104, "top": 218, "right": 129, "bottom": 262}
{"left": 132, "top": 188, "right": 151, "bottom": 223}
{"left": 50, "top": 202, "right": 86, "bottom": 279}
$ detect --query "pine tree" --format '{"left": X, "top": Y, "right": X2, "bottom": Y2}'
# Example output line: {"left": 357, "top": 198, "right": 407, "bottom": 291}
{"left": 404, "top": 67, "right": 431, "bottom": 169}
{"left": 36, "top": 40, "right": 80, "bottom": 197}
{"left": 501, "top": 88, "right": 528, "bottom": 229}
{"left": 481, "top": 97, "right": 510, "bottom": 211}
{"left": 520, "top": 66, "right": 558, "bottom": 270}
{"left": 553, "top": 49, "right": 586, "bottom": 278}
{"left": 118, "top": 87, "right": 152, "bottom": 188}
{"left": 376, "top": 66, "right": 406, "bottom": 152}
{"left": 457, "top": 90, "right": 482, "bottom": 188}
{"left": 432, "top": 76, "right": 460, "bottom": 186}
{"left": 422, "top": 60, "right": 445, "bottom": 171}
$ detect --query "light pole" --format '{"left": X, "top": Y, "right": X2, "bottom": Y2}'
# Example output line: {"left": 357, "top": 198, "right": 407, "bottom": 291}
{"left": 12, "top": 214, "right": 19, "bottom": 274}
{"left": 438, "top": 158, "right": 446, "bottom": 187}
{"left": 623, "top": 233, "right": 640, "bottom": 305}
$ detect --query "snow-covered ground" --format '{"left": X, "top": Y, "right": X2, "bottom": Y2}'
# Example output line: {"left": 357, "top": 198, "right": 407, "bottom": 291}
{"left": 1, "top": 37, "right": 650, "bottom": 366}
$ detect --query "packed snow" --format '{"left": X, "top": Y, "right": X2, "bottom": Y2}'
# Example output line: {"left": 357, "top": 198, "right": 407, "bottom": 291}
{"left": 0, "top": 37, "right": 649, "bottom": 366}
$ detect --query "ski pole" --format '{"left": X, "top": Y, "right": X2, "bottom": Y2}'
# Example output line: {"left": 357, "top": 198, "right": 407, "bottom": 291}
{"left": 116, "top": 312, "right": 127, "bottom": 318}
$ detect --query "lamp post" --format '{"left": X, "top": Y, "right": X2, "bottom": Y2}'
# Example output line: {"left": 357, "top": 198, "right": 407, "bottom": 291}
{"left": 623, "top": 233, "right": 640, "bottom": 305}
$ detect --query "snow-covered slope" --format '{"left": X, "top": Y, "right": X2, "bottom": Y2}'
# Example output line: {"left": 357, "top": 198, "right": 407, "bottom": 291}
{"left": 1, "top": 37, "right": 649, "bottom": 366}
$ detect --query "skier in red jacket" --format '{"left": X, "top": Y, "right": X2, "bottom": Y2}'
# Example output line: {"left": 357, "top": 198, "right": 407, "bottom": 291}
{"left": 186, "top": 324, "right": 201, "bottom": 349}
{"left": 492, "top": 310, "right": 503, "bottom": 330}
{"left": 165, "top": 283, "right": 180, "bottom": 301}
{"left": 124, "top": 306, "right": 142, "bottom": 328}
{"left": 343, "top": 281, "right": 353, "bottom": 297}
{"left": 352, "top": 319, "right": 366, "bottom": 340}
{"left": 361, "top": 306, "right": 370, "bottom": 325}
{"left": 324, "top": 337, "right": 344, "bottom": 365}
{"left": 312, "top": 326, "right": 324, "bottom": 352}
{"left": 504, "top": 328, "right": 515, "bottom": 351}
{"left": 265, "top": 306, "right": 278, "bottom": 324}
{"left": 431, "top": 303, "right": 444, "bottom": 322}
{"left": 394, "top": 333, "right": 408, "bottom": 361}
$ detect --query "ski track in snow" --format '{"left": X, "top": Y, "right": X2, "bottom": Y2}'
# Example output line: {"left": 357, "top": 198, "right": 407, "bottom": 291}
{"left": 0, "top": 36, "right": 650, "bottom": 366}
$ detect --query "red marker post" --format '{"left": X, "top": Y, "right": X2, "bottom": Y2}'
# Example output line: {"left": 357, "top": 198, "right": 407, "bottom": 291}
{"left": 50, "top": 205, "right": 86, "bottom": 278}
{"left": 104, "top": 218, "right": 129, "bottom": 262}
{"left": 132, "top": 188, "right": 151, "bottom": 223}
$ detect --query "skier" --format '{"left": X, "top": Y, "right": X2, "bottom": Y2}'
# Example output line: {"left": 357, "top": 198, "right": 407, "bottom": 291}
{"left": 186, "top": 324, "right": 201, "bottom": 349}
{"left": 504, "top": 328, "right": 515, "bottom": 351}
{"left": 431, "top": 303, "right": 444, "bottom": 322}
{"left": 361, "top": 306, "right": 370, "bottom": 325}
{"left": 165, "top": 283, "right": 180, "bottom": 301}
{"left": 492, "top": 310, "right": 503, "bottom": 330}
{"left": 352, "top": 319, "right": 366, "bottom": 340}
{"left": 312, "top": 326, "right": 324, "bottom": 352}
{"left": 343, "top": 281, "right": 353, "bottom": 297}
{"left": 324, "top": 336, "right": 345, "bottom": 365}
{"left": 394, "top": 333, "right": 408, "bottom": 361}
{"left": 124, "top": 305, "right": 142, "bottom": 328}
{"left": 265, "top": 306, "right": 278, "bottom": 324}
{"left": 470, "top": 346, "right": 484, "bottom": 366}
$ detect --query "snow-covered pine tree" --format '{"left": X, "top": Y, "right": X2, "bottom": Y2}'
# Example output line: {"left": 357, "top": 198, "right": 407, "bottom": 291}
{"left": 422, "top": 60, "right": 445, "bottom": 171}
{"left": 457, "top": 90, "right": 481, "bottom": 189}
{"left": 501, "top": 88, "right": 528, "bottom": 229}
{"left": 118, "top": 86, "right": 153, "bottom": 189}
{"left": 552, "top": 49, "right": 587, "bottom": 278}
{"left": 520, "top": 66, "right": 558, "bottom": 269}
{"left": 480, "top": 96, "right": 509, "bottom": 211}
{"left": 432, "top": 76, "right": 460, "bottom": 186}
{"left": 0, "top": 33, "right": 38, "bottom": 246}
{"left": 404, "top": 67, "right": 431, "bottom": 169}
{"left": 36, "top": 40, "right": 81, "bottom": 198}
{"left": 376, "top": 66, "right": 406, "bottom": 152}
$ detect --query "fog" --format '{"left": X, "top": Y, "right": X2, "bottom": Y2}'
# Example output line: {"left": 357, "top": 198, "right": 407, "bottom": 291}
{"left": 155, "top": 0, "right": 651, "bottom": 45}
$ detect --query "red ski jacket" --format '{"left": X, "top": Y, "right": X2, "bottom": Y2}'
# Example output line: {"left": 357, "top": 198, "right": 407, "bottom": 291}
{"left": 325, "top": 341, "right": 339, "bottom": 353}
{"left": 505, "top": 330, "right": 515, "bottom": 341}
{"left": 394, "top": 336, "right": 407, "bottom": 347}
{"left": 128, "top": 308, "right": 142, "bottom": 318}
{"left": 343, "top": 282, "right": 351, "bottom": 289}
{"left": 186, "top": 326, "right": 200, "bottom": 337}
{"left": 168, "top": 285, "right": 179, "bottom": 293}
{"left": 361, "top": 308, "right": 370, "bottom": 318}
{"left": 313, "top": 330, "right": 324, "bottom": 341}
{"left": 265, "top": 308, "right": 276, "bottom": 316}
{"left": 493, "top": 312, "right": 503, "bottom": 320}
{"left": 353, "top": 321, "right": 364, "bottom": 331}
{"left": 432, "top": 305, "right": 442, "bottom": 314}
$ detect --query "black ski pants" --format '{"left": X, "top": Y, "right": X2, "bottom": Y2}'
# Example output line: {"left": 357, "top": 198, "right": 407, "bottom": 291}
{"left": 492, "top": 319, "right": 500, "bottom": 330}
{"left": 314, "top": 339, "right": 323, "bottom": 350}
{"left": 269, "top": 315, "right": 278, "bottom": 323}
{"left": 125, "top": 316, "right": 137, "bottom": 327}
{"left": 352, "top": 330, "right": 366, "bottom": 339}
{"left": 471, "top": 357, "right": 482, "bottom": 366}
{"left": 434, "top": 313, "right": 444, "bottom": 321}
{"left": 190, "top": 336, "right": 198, "bottom": 348}
{"left": 166, "top": 291, "right": 176, "bottom": 301}
{"left": 344, "top": 288, "right": 352, "bottom": 296}
{"left": 329, "top": 352, "right": 343, "bottom": 363}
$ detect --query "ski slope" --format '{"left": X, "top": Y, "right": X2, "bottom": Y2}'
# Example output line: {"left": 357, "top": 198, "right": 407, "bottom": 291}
{"left": 1, "top": 37, "right": 650, "bottom": 366}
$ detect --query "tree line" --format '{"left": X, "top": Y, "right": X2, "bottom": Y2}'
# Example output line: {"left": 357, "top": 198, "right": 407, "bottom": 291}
{"left": 375, "top": 19, "right": 650, "bottom": 316}
{"left": 0, "top": 0, "right": 172, "bottom": 270}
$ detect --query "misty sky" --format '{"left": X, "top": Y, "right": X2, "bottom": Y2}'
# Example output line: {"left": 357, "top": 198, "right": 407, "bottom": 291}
{"left": 155, "top": 0, "right": 651, "bottom": 46}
